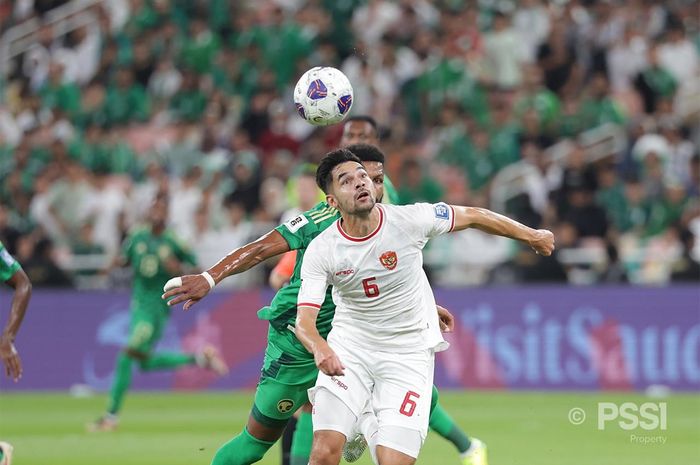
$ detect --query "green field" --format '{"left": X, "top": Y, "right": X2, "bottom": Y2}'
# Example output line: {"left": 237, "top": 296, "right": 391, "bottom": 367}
{"left": 0, "top": 391, "right": 698, "bottom": 465}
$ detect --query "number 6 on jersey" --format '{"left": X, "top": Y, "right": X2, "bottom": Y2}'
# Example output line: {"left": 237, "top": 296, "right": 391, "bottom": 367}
{"left": 362, "top": 277, "right": 380, "bottom": 298}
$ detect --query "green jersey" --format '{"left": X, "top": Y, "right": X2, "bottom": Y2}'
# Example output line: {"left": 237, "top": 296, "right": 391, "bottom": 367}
{"left": 122, "top": 228, "right": 197, "bottom": 311}
{"left": 0, "top": 241, "right": 21, "bottom": 282}
{"left": 384, "top": 174, "right": 400, "bottom": 205}
{"left": 260, "top": 202, "right": 339, "bottom": 338}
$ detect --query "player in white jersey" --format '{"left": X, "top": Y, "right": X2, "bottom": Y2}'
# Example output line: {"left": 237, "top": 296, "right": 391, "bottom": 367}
{"left": 296, "top": 149, "right": 555, "bottom": 465}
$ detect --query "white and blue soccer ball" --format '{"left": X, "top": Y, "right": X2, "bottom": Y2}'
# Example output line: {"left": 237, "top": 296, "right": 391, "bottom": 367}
{"left": 293, "top": 67, "right": 353, "bottom": 126}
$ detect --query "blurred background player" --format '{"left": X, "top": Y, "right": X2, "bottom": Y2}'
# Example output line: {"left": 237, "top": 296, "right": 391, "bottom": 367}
{"left": 88, "top": 196, "right": 228, "bottom": 432}
{"left": 0, "top": 238, "right": 32, "bottom": 465}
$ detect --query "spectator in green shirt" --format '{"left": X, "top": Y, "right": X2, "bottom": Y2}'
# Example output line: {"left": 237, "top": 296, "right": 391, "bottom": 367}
{"left": 102, "top": 68, "right": 150, "bottom": 126}
{"left": 397, "top": 159, "right": 444, "bottom": 204}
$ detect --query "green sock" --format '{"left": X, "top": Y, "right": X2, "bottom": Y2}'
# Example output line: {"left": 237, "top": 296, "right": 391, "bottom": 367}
{"left": 107, "top": 353, "right": 133, "bottom": 415}
{"left": 211, "top": 427, "right": 276, "bottom": 465}
{"left": 290, "top": 411, "right": 313, "bottom": 465}
{"left": 139, "top": 352, "right": 196, "bottom": 371}
{"left": 429, "top": 403, "right": 472, "bottom": 453}
{"left": 430, "top": 384, "right": 439, "bottom": 416}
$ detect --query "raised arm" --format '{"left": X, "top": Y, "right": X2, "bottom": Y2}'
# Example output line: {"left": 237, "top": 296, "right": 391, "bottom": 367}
{"left": 162, "top": 230, "right": 290, "bottom": 310}
{"left": 452, "top": 206, "right": 555, "bottom": 256}
{"left": 1, "top": 268, "right": 32, "bottom": 382}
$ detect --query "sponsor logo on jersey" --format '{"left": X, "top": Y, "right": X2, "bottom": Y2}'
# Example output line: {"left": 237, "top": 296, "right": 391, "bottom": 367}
{"left": 330, "top": 377, "right": 348, "bottom": 390}
{"left": 379, "top": 251, "right": 398, "bottom": 270}
{"left": 434, "top": 203, "right": 450, "bottom": 220}
{"left": 335, "top": 268, "right": 355, "bottom": 276}
{"left": 284, "top": 214, "right": 309, "bottom": 233}
{"left": 277, "top": 399, "right": 295, "bottom": 413}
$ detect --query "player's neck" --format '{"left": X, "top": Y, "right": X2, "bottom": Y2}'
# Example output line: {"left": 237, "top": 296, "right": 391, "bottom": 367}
{"left": 340, "top": 207, "right": 380, "bottom": 238}
{"left": 151, "top": 224, "right": 165, "bottom": 236}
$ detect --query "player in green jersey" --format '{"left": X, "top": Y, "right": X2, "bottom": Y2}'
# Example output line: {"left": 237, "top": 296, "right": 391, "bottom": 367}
{"left": 0, "top": 239, "right": 32, "bottom": 465}
{"left": 89, "top": 196, "right": 228, "bottom": 432}
{"left": 163, "top": 145, "right": 480, "bottom": 465}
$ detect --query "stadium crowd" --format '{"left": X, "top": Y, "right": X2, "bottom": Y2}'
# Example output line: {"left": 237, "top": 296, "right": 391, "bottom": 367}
{"left": 0, "top": 0, "right": 698, "bottom": 287}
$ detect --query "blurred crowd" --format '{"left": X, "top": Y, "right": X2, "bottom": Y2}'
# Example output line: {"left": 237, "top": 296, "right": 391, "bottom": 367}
{"left": 0, "top": 0, "right": 698, "bottom": 287}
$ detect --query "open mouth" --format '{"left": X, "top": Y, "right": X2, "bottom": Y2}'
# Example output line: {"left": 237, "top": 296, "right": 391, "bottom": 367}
{"left": 356, "top": 191, "right": 370, "bottom": 201}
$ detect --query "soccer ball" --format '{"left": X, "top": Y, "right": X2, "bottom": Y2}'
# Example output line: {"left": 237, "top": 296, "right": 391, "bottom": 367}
{"left": 293, "top": 67, "right": 353, "bottom": 126}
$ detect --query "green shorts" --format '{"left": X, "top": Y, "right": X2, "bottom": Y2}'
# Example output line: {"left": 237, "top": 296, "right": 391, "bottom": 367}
{"left": 127, "top": 308, "right": 168, "bottom": 354}
{"left": 251, "top": 326, "right": 319, "bottom": 428}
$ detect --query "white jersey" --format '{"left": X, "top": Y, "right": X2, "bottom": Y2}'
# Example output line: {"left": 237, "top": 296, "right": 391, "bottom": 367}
{"left": 298, "top": 202, "right": 455, "bottom": 352}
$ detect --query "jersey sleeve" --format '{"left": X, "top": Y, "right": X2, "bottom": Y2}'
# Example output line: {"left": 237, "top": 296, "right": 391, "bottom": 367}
{"left": 170, "top": 234, "right": 198, "bottom": 267}
{"left": 297, "top": 238, "right": 331, "bottom": 310}
{"left": 275, "top": 202, "right": 337, "bottom": 250}
{"left": 404, "top": 202, "right": 455, "bottom": 240}
{"left": 120, "top": 232, "right": 136, "bottom": 264}
{"left": 0, "top": 243, "right": 21, "bottom": 282}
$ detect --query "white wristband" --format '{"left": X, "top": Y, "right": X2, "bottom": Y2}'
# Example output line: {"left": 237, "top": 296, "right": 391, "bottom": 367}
{"left": 201, "top": 271, "right": 216, "bottom": 289}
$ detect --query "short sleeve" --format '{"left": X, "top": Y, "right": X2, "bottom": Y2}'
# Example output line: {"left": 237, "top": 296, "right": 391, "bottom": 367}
{"left": 121, "top": 233, "right": 135, "bottom": 263}
{"left": 405, "top": 202, "right": 455, "bottom": 240}
{"left": 275, "top": 212, "right": 313, "bottom": 250}
{"left": 0, "top": 244, "right": 21, "bottom": 282}
{"left": 170, "top": 234, "right": 198, "bottom": 266}
{"left": 297, "top": 238, "right": 331, "bottom": 310}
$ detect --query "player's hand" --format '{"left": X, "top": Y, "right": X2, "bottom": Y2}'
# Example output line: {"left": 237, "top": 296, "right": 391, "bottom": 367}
{"left": 162, "top": 274, "right": 210, "bottom": 311}
{"left": 0, "top": 336, "right": 22, "bottom": 382}
{"left": 436, "top": 305, "right": 454, "bottom": 333}
{"left": 528, "top": 229, "right": 555, "bottom": 256}
{"left": 314, "top": 342, "right": 345, "bottom": 376}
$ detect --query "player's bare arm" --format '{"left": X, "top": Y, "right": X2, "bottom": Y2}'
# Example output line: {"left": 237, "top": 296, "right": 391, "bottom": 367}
{"left": 436, "top": 305, "right": 454, "bottom": 333}
{"left": 452, "top": 206, "right": 555, "bottom": 256}
{"left": 0, "top": 268, "right": 32, "bottom": 382}
{"left": 162, "top": 230, "right": 290, "bottom": 309}
{"left": 295, "top": 305, "right": 345, "bottom": 377}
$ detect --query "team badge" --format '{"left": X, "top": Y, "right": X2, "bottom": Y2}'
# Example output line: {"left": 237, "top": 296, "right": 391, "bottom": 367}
{"left": 379, "top": 251, "right": 398, "bottom": 270}
{"left": 277, "top": 399, "right": 295, "bottom": 413}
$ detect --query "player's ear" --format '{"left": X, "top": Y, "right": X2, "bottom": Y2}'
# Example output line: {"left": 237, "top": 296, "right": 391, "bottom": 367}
{"left": 326, "top": 194, "right": 338, "bottom": 208}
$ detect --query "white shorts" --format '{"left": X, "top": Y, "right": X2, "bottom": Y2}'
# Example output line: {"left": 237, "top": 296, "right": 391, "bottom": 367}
{"left": 308, "top": 333, "right": 434, "bottom": 445}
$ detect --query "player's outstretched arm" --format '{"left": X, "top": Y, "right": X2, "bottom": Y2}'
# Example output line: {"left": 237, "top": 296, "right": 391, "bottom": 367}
{"left": 162, "top": 230, "right": 290, "bottom": 310}
{"left": 0, "top": 268, "right": 32, "bottom": 382}
{"left": 296, "top": 306, "right": 345, "bottom": 376}
{"left": 452, "top": 206, "right": 555, "bottom": 256}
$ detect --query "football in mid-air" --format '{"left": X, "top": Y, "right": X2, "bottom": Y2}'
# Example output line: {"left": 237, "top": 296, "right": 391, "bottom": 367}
{"left": 293, "top": 67, "right": 353, "bottom": 126}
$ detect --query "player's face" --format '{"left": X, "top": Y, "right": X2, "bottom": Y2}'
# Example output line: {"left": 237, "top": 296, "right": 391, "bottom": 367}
{"left": 361, "top": 161, "right": 384, "bottom": 203}
{"left": 327, "top": 161, "right": 376, "bottom": 215}
{"left": 340, "top": 121, "right": 379, "bottom": 147}
{"left": 149, "top": 199, "right": 168, "bottom": 228}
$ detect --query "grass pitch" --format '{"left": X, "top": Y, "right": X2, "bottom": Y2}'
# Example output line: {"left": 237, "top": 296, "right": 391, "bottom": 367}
{"left": 0, "top": 390, "right": 698, "bottom": 465}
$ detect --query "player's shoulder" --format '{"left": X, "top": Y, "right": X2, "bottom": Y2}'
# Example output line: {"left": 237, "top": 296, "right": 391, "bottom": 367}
{"left": 279, "top": 201, "right": 338, "bottom": 235}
